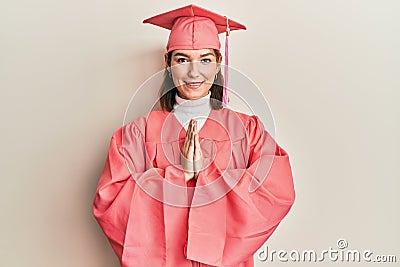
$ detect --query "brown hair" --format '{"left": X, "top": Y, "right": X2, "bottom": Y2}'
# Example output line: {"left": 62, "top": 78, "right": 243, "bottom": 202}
{"left": 158, "top": 49, "right": 224, "bottom": 111}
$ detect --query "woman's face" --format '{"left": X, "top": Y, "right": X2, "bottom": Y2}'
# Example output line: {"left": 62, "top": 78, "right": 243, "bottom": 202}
{"left": 166, "top": 49, "right": 221, "bottom": 100}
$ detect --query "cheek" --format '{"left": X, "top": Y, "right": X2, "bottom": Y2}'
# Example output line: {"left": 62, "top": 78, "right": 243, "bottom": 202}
{"left": 200, "top": 65, "right": 218, "bottom": 80}
{"left": 170, "top": 66, "right": 187, "bottom": 80}
{"left": 170, "top": 67, "right": 186, "bottom": 87}
{"left": 205, "top": 71, "right": 216, "bottom": 82}
{"left": 201, "top": 83, "right": 213, "bottom": 93}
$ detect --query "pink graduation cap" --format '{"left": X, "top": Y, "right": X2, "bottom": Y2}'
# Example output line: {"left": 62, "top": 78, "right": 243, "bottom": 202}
{"left": 143, "top": 4, "right": 246, "bottom": 106}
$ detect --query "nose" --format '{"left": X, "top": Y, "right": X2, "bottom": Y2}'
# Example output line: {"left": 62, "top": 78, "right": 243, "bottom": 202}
{"left": 187, "top": 62, "right": 200, "bottom": 78}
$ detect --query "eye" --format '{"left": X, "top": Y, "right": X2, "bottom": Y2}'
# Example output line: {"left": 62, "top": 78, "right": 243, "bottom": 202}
{"left": 201, "top": 58, "right": 212, "bottom": 64}
{"left": 176, "top": 57, "right": 188, "bottom": 63}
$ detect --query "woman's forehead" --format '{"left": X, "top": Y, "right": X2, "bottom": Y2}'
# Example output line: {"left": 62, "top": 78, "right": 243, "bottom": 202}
{"left": 172, "top": 49, "right": 216, "bottom": 57}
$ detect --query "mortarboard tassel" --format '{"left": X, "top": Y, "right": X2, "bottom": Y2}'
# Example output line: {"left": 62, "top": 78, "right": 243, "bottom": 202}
{"left": 223, "top": 16, "right": 230, "bottom": 107}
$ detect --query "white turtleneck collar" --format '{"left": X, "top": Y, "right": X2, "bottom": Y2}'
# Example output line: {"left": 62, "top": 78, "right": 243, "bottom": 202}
{"left": 173, "top": 92, "right": 212, "bottom": 131}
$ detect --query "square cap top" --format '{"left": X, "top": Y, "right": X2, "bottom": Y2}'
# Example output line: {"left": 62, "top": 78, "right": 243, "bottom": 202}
{"left": 143, "top": 4, "right": 246, "bottom": 52}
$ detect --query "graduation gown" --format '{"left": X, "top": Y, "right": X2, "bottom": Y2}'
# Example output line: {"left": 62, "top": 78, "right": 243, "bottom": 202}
{"left": 92, "top": 108, "right": 295, "bottom": 267}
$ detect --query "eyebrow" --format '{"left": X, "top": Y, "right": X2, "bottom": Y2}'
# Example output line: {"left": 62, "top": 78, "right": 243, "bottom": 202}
{"left": 200, "top": 52, "right": 215, "bottom": 57}
{"left": 173, "top": 52, "right": 215, "bottom": 58}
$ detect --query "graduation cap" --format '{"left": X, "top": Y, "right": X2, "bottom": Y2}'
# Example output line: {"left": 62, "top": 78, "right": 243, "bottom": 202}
{"left": 143, "top": 4, "right": 246, "bottom": 106}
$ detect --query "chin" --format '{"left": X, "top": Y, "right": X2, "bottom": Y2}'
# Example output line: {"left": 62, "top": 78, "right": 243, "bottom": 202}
{"left": 177, "top": 88, "right": 208, "bottom": 100}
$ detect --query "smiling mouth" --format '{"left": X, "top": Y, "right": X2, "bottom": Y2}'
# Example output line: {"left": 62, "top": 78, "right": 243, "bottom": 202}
{"left": 184, "top": 81, "right": 204, "bottom": 89}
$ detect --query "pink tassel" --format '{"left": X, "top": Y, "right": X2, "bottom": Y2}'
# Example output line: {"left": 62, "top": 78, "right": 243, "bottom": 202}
{"left": 223, "top": 17, "right": 230, "bottom": 107}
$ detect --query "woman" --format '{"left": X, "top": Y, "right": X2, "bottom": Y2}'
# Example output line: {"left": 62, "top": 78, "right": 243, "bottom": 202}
{"left": 92, "top": 4, "right": 295, "bottom": 267}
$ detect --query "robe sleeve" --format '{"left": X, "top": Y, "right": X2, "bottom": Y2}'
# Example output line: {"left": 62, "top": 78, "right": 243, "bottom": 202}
{"left": 184, "top": 115, "right": 295, "bottom": 266}
{"left": 92, "top": 122, "right": 189, "bottom": 262}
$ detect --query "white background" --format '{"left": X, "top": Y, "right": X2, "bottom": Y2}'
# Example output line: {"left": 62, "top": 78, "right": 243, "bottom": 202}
{"left": 1, "top": 0, "right": 399, "bottom": 266}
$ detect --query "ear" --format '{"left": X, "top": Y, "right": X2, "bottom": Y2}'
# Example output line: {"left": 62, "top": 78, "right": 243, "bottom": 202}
{"left": 216, "top": 55, "right": 222, "bottom": 74}
{"left": 164, "top": 52, "right": 170, "bottom": 68}
{"left": 217, "top": 54, "right": 223, "bottom": 64}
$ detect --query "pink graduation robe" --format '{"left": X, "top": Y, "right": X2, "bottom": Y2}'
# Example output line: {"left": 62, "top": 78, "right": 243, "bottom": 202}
{"left": 92, "top": 108, "right": 295, "bottom": 267}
